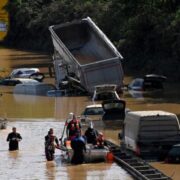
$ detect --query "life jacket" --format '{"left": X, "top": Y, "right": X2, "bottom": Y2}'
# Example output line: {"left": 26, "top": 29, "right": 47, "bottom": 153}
{"left": 69, "top": 119, "right": 80, "bottom": 131}
{"left": 96, "top": 134, "right": 104, "bottom": 147}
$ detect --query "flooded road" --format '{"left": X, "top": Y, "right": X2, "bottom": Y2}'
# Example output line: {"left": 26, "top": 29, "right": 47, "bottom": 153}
{"left": 0, "top": 48, "right": 180, "bottom": 179}
{"left": 0, "top": 122, "right": 132, "bottom": 180}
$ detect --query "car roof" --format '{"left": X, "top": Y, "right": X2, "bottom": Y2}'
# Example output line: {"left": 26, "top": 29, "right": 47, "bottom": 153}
{"left": 11, "top": 68, "right": 39, "bottom": 74}
{"left": 127, "top": 110, "right": 176, "bottom": 117}
{"left": 173, "top": 144, "right": 180, "bottom": 147}
{"left": 144, "top": 74, "right": 167, "bottom": 80}
{"left": 12, "top": 68, "right": 39, "bottom": 71}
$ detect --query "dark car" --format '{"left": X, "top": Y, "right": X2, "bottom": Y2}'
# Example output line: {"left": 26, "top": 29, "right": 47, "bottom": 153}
{"left": 101, "top": 99, "right": 126, "bottom": 122}
{"left": 128, "top": 74, "right": 167, "bottom": 91}
{"left": 165, "top": 144, "right": 180, "bottom": 163}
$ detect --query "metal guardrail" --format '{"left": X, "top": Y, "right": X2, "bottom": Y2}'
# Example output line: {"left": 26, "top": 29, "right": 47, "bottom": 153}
{"left": 105, "top": 140, "right": 172, "bottom": 180}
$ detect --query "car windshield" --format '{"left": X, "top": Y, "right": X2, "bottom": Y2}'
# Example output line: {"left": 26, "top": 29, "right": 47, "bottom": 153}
{"left": 84, "top": 107, "right": 104, "bottom": 115}
{"left": 103, "top": 102, "right": 124, "bottom": 110}
{"left": 24, "top": 70, "right": 36, "bottom": 74}
{"left": 96, "top": 92, "right": 116, "bottom": 100}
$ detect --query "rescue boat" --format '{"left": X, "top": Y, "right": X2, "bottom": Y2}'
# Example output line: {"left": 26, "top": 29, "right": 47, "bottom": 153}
{"left": 59, "top": 114, "right": 112, "bottom": 163}
{"left": 61, "top": 139, "right": 111, "bottom": 163}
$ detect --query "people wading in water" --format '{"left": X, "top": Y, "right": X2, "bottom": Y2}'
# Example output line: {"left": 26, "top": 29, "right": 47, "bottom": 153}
{"left": 45, "top": 128, "right": 59, "bottom": 161}
{"left": 7, "top": 127, "right": 22, "bottom": 151}
{"left": 71, "top": 131, "right": 86, "bottom": 164}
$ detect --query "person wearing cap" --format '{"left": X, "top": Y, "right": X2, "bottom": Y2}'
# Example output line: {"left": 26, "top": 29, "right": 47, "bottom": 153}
{"left": 84, "top": 122, "right": 98, "bottom": 145}
{"left": 66, "top": 113, "right": 81, "bottom": 140}
{"left": 71, "top": 131, "right": 86, "bottom": 164}
{"left": 7, "top": 127, "right": 22, "bottom": 151}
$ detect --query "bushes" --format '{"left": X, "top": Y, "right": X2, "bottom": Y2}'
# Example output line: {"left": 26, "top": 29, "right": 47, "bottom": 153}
{"left": 3, "top": 0, "right": 180, "bottom": 80}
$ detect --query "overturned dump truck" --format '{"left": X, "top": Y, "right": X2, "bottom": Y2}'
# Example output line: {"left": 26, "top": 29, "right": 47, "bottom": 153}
{"left": 49, "top": 17, "right": 124, "bottom": 94}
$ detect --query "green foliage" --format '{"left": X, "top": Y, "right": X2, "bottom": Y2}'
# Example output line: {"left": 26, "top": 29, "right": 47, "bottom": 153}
{"left": 3, "top": 0, "right": 180, "bottom": 80}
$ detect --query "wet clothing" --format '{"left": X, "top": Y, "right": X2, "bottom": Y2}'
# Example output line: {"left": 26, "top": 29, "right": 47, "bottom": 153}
{"left": 45, "top": 134, "right": 59, "bottom": 146}
{"left": 84, "top": 128, "right": 98, "bottom": 145}
{"left": 7, "top": 132, "right": 22, "bottom": 151}
{"left": 71, "top": 135, "right": 86, "bottom": 164}
{"left": 67, "top": 119, "right": 81, "bottom": 140}
{"left": 45, "top": 134, "right": 59, "bottom": 153}
{"left": 45, "top": 134, "right": 59, "bottom": 161}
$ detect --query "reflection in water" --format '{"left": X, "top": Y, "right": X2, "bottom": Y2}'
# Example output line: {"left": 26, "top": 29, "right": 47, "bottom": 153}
{"left": 66, "top": 163, "right": 132, "bottom": 180}
{"left": 45, "top": 161, "right": 56, "bottom": 180}
{"left": 0, "top": 122, "right": 132, "bottom": 180}
{"left": 8, "top": 150, "right": 19, "bottom": 159}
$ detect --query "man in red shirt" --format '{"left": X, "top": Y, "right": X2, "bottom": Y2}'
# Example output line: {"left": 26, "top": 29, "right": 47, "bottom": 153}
{"left": 66, "top": 113, "right": 81, "bottom": 140}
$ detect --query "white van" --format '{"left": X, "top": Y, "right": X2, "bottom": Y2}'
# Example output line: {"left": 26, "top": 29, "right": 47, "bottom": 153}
{"left": 122, "top": 111, "right": 180, "bottom": 157}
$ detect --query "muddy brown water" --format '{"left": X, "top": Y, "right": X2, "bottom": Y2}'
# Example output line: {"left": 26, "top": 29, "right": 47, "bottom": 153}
{"left": 0, "top": 48, "right": 180, "bottom": 179}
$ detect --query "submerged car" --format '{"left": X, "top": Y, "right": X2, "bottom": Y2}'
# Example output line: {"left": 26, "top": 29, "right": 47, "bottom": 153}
{"left": 101, "top": 99, "right": 126, "bottom": 122}
{"left": 10, "top": 68, "right": 44, "bottom": 82}
{"left": 128, "top": 74, "right": 167, "bottom": 91}
{"left": 92, "top": 84, "right": 120, "bottom": 101}
{"left": 13, "top": 83, "right": 56, "bottom": 96}
{"left": 165, "top": 144, "right": 180, "bottom": 163}
{"left": 80, "top": 104, "right": 104, "bottom": 123}
{"left": 0, "top": 78, "right": 39, "bottom": 86}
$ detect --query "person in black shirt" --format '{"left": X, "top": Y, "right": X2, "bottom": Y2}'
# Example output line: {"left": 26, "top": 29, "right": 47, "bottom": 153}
{"left": 7, "top": 127, "right": 22, "bottom": 151}
{"left": 84, "top": 122, "right": 98, "bottom": 145}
